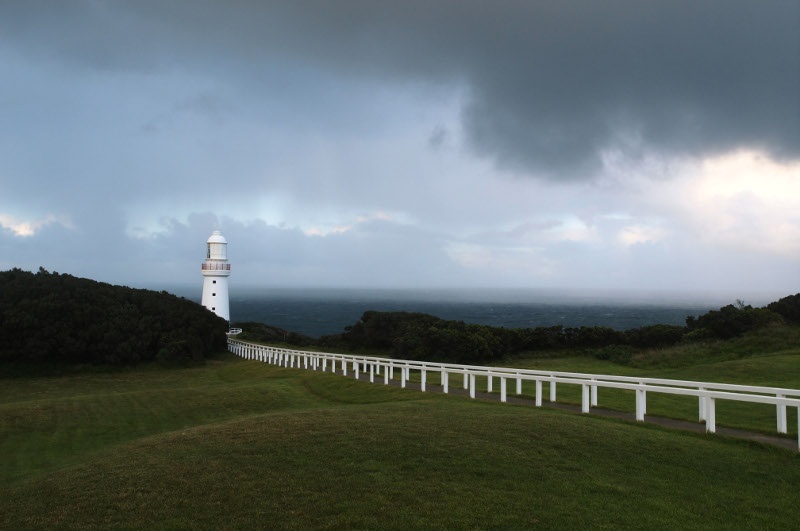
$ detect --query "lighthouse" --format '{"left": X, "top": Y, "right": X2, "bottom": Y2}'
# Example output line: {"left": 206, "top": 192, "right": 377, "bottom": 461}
{"left": 201, "top": 230, "right": 231, "bottom": 322}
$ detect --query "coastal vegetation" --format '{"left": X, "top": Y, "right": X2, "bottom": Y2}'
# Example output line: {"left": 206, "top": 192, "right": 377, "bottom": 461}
{"left": 0, "top": 268, "right": 228, "bottom": 365}
{"left": 240, "top": 294, "right": 800, "bottom": 367}
{"left": 4, "top": 266, "right": 797, "bottom": 372}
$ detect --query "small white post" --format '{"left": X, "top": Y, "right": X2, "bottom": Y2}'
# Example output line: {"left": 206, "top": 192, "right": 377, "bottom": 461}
{"left": 421, "top": 369, "right": 427, "bottom": 392}
{"left": 549, "top": 380, "right": 557, "bottom": 402}
{"left": 635, "top": 389, "right": 645, "bottom": 422}
{"left": 390, "top": 365, "right": 394, "bottom": 379}
{"left": 535, "top": 380, "right": 542, "bottom": 407}
{"left": 705, "top": 397, "right": 716, "bottom": 433}
{"left": 342, "top": 358, "right": 346, "bottom": 376}
{"left": 582, "top": 384, "right": 590, "bottom": 413}
{"left": 369, "top": 363, "right": 374, "bottom": 383}
{"left": 777, "top": 395, "right": 787, "bottom": 434}
{"left": 699, "top": 390, "right": 706, "bottom": 422}
{"left": 354, "top": 361, "right": 359, "bottom": 379}
{"left": 443, "top": 371, "right": 449, "bottom": 394}
{"left": 500, "top": 377, "right": 507, "bottom": 403}
{"left": 401, "top": 367, "right": 407, "bottom": 388}
{"left": 591, "top": 380, "right": 597, "bottom": 407}
{"left": 638, "top": 383, "right": 647, "bottom": 416}
{"left": 516, "top": 376, "right": 522, "bottom": 395}
{"left": 463, "top": 372, "right": 468, "bottom": 389}
{"left": 323, "top": 358, "right": 328, "bottom": 372}
{"left": 384, "top": 364, "right": 389, "bottom": 385}
{"left": 487, "top": 374, "right": 493, "bottom": 393}
{"left": 469, "top": 374, "right": 476, "bottom": 399}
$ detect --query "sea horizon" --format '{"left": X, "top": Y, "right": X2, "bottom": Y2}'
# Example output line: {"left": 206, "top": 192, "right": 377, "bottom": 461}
{"left": 155, "top": 284, "right": 788, "bottom": 338}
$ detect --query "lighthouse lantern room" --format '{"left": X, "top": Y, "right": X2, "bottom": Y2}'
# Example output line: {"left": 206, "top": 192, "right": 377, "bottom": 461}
{"left": 201, "top": 230, "right": 231, "bottom": 322}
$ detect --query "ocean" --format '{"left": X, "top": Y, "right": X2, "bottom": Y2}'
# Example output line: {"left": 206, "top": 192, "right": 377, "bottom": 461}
{"left": 169, "top": 286, "right": 745, "bottom": 338}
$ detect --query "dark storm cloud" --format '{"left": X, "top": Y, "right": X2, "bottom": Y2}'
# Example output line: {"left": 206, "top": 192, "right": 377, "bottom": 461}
{"left": 3, "top": 0, "right": 795, "bottom": 179}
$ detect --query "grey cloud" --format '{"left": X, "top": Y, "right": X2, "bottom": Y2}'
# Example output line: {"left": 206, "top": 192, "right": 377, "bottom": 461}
{"left": 4, "top": 1, "right": 794, "bottom": 179}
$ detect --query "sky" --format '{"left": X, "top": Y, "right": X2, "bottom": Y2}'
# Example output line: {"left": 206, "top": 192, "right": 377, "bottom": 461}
{"left": 1, "top": 1, "right": 798, "bottom": 300}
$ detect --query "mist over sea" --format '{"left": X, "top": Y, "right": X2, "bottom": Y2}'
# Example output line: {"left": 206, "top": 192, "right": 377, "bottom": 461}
{"left": 166, "top": 286, "right": 767, "bottom": 338}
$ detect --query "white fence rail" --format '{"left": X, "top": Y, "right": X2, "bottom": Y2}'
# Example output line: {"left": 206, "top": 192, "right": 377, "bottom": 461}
{"left": 228, "top": 338, "right": 800, "bottom": 450}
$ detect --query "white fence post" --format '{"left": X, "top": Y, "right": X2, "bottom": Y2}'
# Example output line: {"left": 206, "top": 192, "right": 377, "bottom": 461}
{"left": 636, "top": 389, "right": 646, "bottom": 422}
{"left": 777, "top": 395, "right": 787, "bottom": 434}
{"left": 535, "top": 380, "right": 543, "bottom": 407}
{"left": 401, "top": 366, "right": 407, "bottom": 388}
{"left": 501, "top": 377, "right": 507, "bottom": 403}
{"left": 699, "top": 390, "right": 706, "bottom": 422}
{"left": 582, "top": 384, "right": 590, "bottom": 413}
{"left": 516, "top": 376, "right": 522, "bottom": 395}
{"left": 369, "top": 363, "right": 374, "bottom": 383}
{"left": 487, "top": 374, "right": 493, "bottom": 393}
{"left": 591, "top": 380, "right": 598, "bottom": 407}
{"left": 469, "top": 374, "right": 476, "bottom": 399}
{"left": 443, "top": 370, "right": 449, "bottom": 394}
{"left": 550, "top": 380, "right": 557, "bottom": 402}
{"left": 706, "top": 397, "right": 716, "bottom": 433}
{"left": 421, "top": 369, "right": 427, "bottom": 392}
{"left": 639, "top": 383, "right": 647, "bottom": 416}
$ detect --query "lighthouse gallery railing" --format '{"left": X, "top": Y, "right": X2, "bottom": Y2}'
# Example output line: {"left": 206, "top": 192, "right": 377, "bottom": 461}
{"left": 228, "top": 338, "right": 800, "bottom": 450}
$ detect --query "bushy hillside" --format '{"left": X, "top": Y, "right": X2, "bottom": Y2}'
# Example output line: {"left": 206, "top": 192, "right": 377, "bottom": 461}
{"left": 312, "top": 294, "right": 800, "bottom": 364}
{"left": 0, "top": 268, "right": 228, "bottom": 364}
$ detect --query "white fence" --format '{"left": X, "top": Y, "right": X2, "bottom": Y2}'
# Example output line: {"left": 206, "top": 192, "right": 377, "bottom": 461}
{"left": 228, "top": 338, "right": 800, "bottom": 450}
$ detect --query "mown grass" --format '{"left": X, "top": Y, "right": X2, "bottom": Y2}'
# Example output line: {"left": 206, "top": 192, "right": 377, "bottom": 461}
{"left": 1, "top": 352, "right": 798, "bottom": 528}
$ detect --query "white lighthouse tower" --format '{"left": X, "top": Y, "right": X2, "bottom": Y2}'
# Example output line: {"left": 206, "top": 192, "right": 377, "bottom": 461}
{"left": 201, "top": 230, "right": 231, "bottom": 322}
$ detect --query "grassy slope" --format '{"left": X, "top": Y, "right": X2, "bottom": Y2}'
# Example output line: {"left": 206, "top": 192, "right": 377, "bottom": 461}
{"left": 1, "top": 353, "right": 798, "bottom": 529}
{"left": 485, "top": 324, "right": 800, "bottom": 435}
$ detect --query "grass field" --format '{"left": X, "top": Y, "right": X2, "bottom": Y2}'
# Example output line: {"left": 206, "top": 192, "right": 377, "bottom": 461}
{"left": 1, "top": 352, "right": 798, "bottom": 529}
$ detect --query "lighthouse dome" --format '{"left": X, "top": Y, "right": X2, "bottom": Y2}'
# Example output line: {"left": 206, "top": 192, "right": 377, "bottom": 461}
{"left": 207, "top": 230, "right": 227, "bottom": 244}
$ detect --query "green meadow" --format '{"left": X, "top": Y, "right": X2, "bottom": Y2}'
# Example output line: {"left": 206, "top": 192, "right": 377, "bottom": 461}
{"left": 1, "top": 349, "right": 798, "bottom": 529}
